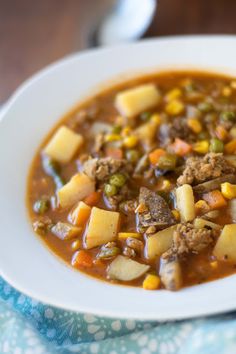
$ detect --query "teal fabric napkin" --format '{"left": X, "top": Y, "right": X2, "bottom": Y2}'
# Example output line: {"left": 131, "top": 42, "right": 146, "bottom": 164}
{"left": 0, "top": 277, "right": 236, "bottom": 354}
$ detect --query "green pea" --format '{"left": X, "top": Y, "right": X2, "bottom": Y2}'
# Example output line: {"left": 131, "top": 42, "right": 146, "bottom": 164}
{"left": 140, "top": 112, "right": 151, "bottom": 121}
{"left": 112, "top": 125, "right": 122, "bottom": 134}
{"left": 198, "top": 102, "right": 213, "bottom": 113}
{"left": 209, "top": 138, "right": 224, "bottom": 153}
{"left": 109, "top": 173, "right": 126, "bottom": 187}
{"left": 220, "top": 111, "right": 236, "bottom": 122}
{"left": 126, "top": 149, "right": 140, "bottom": 163}
{"left": 104, "top": 183, "right": 118, "bottom": 197}
{"left": 33, "top": 198, "right": 50, "bottom": 214}
{"left": 157, "top": 154, "right": 177, "bottom": 170}
{"left": 204, "top": 113, "right": 217, "bottom": 124}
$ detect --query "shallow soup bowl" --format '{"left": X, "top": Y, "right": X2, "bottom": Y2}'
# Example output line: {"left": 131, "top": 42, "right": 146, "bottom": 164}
{"left": 1, "top": 36, "right": 236, "bottom": 320}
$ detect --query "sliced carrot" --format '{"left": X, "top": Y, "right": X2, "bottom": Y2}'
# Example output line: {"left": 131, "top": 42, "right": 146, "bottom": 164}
{"left": 70, "top": 201, "right": 91, "bottom": 226}
{"left": 148, "top": 148, "right": 166, "bottom": 165}
{"left": 170, "top": 138, "right": 192, "bottom": 156}
{"left": 215, "top": 125, "right": 228, "bottom": 141}
{"left": 72, "top": 250, "right": 93, "bottom": 268}
{"left": 225, "top": 139, "right": 236, "bottom": 154}
{"left": 203, "top": 190, "right": 227, "bottom": 210}
{"left": 105, "top": 147, "right": 123, "bottom": 159}
{"left": 84, "top": 191, "right": 101, "bottom": 207}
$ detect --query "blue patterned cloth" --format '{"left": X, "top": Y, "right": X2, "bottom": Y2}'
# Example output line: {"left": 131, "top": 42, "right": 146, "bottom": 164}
{"left": 0, "top": 277, "right": 236, "bottom": 354}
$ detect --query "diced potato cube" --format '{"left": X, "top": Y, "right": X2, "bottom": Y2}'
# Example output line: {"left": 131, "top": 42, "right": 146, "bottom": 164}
{"left": 176, "top": 184, "right": 195, "bottom": 222}
{"left": 58, "top": 173, "right": 95, "bottom": 209}
{"left": 85, "top": 207, "right": 120, "bottom": 249}
{"left": 193, "top": 218, "right": 221, "bottom": 230}
{"left": 115, "top": 84, "right": 161, "bottom": 118}
{"left": 213, "top": 224, "right": 236, "bottom": 262}
{"left": 107, "top": 255, "right": 150, "bottom": 281}
{"left": 51, "top": 222, "right": 82, "bottom": 240}
{"left": 69, "top": 201, "right": 91, "bottom": 227}
{"left": 44, "top": 126, "right": 84, "bottom": 163}
{"left": 146, "top": 225, "right": 177, "bottom": 260}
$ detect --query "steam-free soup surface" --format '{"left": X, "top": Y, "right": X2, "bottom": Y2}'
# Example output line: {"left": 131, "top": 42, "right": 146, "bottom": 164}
{"left": 27, "top": 71, "right": 236, "bottom": 291}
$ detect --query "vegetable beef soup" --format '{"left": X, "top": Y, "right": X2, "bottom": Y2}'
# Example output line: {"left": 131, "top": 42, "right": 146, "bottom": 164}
{"left": 27, "top": 71, "right": 236, "bottom": 291}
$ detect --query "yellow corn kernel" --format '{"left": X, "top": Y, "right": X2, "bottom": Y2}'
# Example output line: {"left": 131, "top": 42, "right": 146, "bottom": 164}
{"left": 165, "top": 88, "right": 182, "bottom": 102}
{"left": 172, "top": 209, "right": 180, "bottom": 221}
{"left": 222, "top": 86, "right": 232, "bottom": 97}
{"left": 230, "top": 81, "right": 236, "bottom": 90}
{"left": 115, "top": 115, "right": 126, "bottom": 126}
{"left": 71, "top": 240, "right": 81, "bottom": 251}
{"left": 187, "top": 119, "right": 202, "bottom": 133}
{"left": 121, "top": 126, "right": 132, "bottom": 136}
{"left": 225, "top": 139, "right": 236, "bottom": 154}
{"left": 210, "top": 261, "right": 218, "bottom": 269}
{"left": 165, "top": 99, "right": 184, "bottom": 116}
{"left": 221, "top": 182, "right": 236, "bottom": 199}
{"left": 195, "top": 200, "right": 210, "bottom": 214}
{"left": 123, "top": 135, "right": 138, "bottom": 148}
{"left": 150, "top": 113, "right": 161, "bottom": 125}
{"left": 159, "top": 179, "right": 171, "bottom": 191}
{"left": 105, "top": 134, "right": 122, "bottom": 142}
{"left": 193, "top": 140, "right": 209, "bottom": 154}
{"left": 118, "top": 232, "right": 142, "bottom": 240}
{"left": 143, "top": 274, "right": 161, "bottom": 290}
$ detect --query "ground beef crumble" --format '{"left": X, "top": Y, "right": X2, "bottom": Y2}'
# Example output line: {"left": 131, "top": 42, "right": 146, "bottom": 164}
{"left": 163, "top": 222, "right": 218, "bottom": 260}
{"left": 177, "top": 153, "right": 235, "bottom": 186}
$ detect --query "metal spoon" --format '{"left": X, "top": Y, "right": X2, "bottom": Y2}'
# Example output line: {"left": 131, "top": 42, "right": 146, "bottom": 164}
{"left": 89, "top": 0, "right": 157, "bottom": 47}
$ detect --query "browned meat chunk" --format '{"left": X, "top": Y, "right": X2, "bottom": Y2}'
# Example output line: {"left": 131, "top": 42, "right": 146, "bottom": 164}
{"left": 177, "top": 153, "right": 235, "bottom": 186}
{"left": 163, "top": 222, "right": 217, "bottom": 260}
{"left": 137, "top": 187, "right": 175, "bottom": 229}
{"left": 83, "top": 157, "right": 131, "bottom": 181}
{"left": 159, "top": 118, "right": 194, "bottom": 145}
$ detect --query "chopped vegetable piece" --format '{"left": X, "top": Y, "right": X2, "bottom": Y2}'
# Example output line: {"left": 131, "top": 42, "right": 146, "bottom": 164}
{"left": 126, "top": 149, "right": 140, "bottom": 163}
{"left": 156, "top": 154, "right": 177, "bottom": 170}
{"left": 115, "top": 84, "right": 161, "bottom": 118}
{"left": 72, "top": 250, "right": 93, "bottom": 268}
{"left": 187, "top": 119, "right": 202, "bottom": 133}
{"left": 165, "top": 99, "right": 184, "bottom": 115}
{"left": 109, "top": 173, "right": 126, "bottom": 188}
{"left": 213, "top": 224, "right": 236, "bottom": 262}
{"left": 176, "top": 184, "right": 195, "bottom": 222}
{"left": 85, "top": 207, "right": 120, "bottom": 249}
{"left": 193, "top": 218, "right": 221, "bottom": 230}
{"left": 222, "top": 87, "right": 232, "bottom": 97}
{"left": 84, "top": 191, "right": 101, "bottom": 206}
{"left": 165, "top": 88, "right": 182, "bottom": 102}
{"left": 44, "top": 126, "right": 84, "bottom": 163}
{"left": 143, "top": 274, "right": 161, "bottom": 290}
{"left": 105, "top": 134, "right": 121, "bottom": 142}
{"left": 118, "top": 232, "right": 142, "bottom": 240}
{"left": 140, "top": 112, "right": 151, "bottom": 121}
{"left": 69, "top": 201, "right": 91, "bottom": 226}
{"left": 172, "top": 209, "right": 180, "bottom": 221}
{"left": 170, "top": 138, "right": 192, "bottom": 156}
{"left": 71, "top": 240, "right": 81, "bottom": 251}
{"left": 193, "top": 140, "right": 209, "bottom": 154}
{"left": 51, "top": 222, "right": 82, "bottom": 240}
{"left": 57, "top": 173, "right": 95, "bottom": 209}
{"left": 195, "top": 200, "right": 210, "bottom": 214}
{"left": 215, "top": 125, "right": 228, "bottom": 141}
{"left": 150, "top": 113, "right": 161, "bottom": 125}
{"left": 225, "top": 139, "right": 236, "bottom": 154}
{"left": 203, "top": 190, "right": 227, "bottom": 210}
{"left": 104, "top": 183, "right": 118, "bottom": 197}
{"left": 220, "top": 111, "right": 236, "bottom": 122}
{"left": 149, "top": 148, "right": 166, "bottom": 165}
{"left": 97, "top": 246, "right": 121, "bottom": 259}
{"left": 221, "top": 182, "right": 236, "bottom": 199}
{"left": 33, "top": 198, "right": 50, "bottom": 214}
{"left": 160, "top": 258, "right": 182, "bottom": 291}
{"left": 209, "top": 138, "right": 224, "bottom": 153}
{"left": 105, "top": 147, "right": 123, "bottom": 159}
{"left": 146, "top": 225, "right": 177, "bottom": 259}
{"left": 193, "top": 175, "right": 236, "bottom": 194}
{"left": 123, "top": 136, "right": 138, "bottom": 148}
{"left": 112, "top": 125, "right": 122, "bottom": 134}
{"left": 42, "top": 156, "right": 64, "bottom": 189}
{"left": 107, "top": 255, "right": 150, "bottom": 281}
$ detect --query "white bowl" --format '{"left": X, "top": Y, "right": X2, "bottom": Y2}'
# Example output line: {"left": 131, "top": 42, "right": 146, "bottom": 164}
{"left": 1, "top": 35, "right": 236, "bottom": 321}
